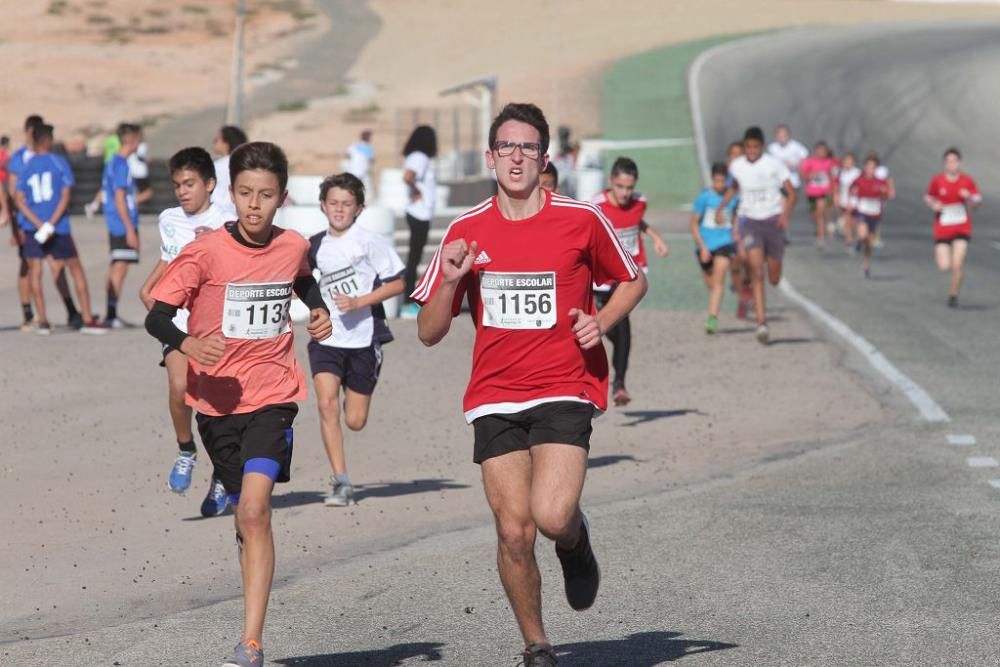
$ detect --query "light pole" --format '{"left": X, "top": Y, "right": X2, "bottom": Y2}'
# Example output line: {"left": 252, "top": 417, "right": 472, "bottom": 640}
{"left": 226, "top": 0, "right": 246, "bottom": 126}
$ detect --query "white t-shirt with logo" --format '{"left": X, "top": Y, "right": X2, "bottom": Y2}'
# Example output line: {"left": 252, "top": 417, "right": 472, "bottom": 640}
{"left": 838, "top": 166, "right": 861, "bottom": 205}
{"left": 403, "top": 150, "right": 436, "bottom": 222}
{"left": 211, "top": 155, "right": 237, "bottom": 221}
{"left": 767, "top": 139, "right": 809, "bottom": 188}
{"left": 158, "top": 203, "right": 227, "bottom": 330}
{"left": 728, "top": 154, "right": 791, "bottom": 221}
{"left": 314, "top": 224, "right": 405, "bottom": 349}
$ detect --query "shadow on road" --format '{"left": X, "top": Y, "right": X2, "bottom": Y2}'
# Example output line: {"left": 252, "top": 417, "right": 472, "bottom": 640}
{"left": 354, "top": 478, "right": 470, "bottom": 502}
{"left": 717, "top": 326, "right": 757, "bottom": 335}
{"left": 274, "top": 641, "right": 445, "bottom": 666}
{"left": 557, "top": 630, "right": 738, "bottom": 664}
{"left": 767, "top": 337, "right": 817, "bottom": 346}
{"left": 589, "top": 454, "right": 638, "bottom": 469}
{"left": 620, "top": 409, "right": 702, "bottom": 427}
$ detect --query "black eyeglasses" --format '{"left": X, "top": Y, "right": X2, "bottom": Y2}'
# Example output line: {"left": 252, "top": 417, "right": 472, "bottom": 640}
{"left": 492, "top": 141, "right": 542, "bottom": 159}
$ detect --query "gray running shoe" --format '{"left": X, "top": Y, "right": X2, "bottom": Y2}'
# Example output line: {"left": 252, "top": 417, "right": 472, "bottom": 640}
{"left": 223, "top": 640, "right": 262, "bottom": 667}
{"left": 755, "top": 324, "right": 770, "bottom": 345}
{"left": 324, "top": 478, "right": 356, "bottom": 507}
{"left": 521, "top": 642, "right": 558, "bottom": 666}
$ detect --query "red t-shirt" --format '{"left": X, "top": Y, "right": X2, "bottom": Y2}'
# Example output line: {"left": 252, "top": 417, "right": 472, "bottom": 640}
{"left": 411, "top": 190, "right": 639, "bottom": 422}
{"left": 849, "top": 176, "right": 889, "bottom": 218}
{"left": 592, "top": 190, "right": 648, "bottom": 269}
{"left": 151, "top": 224, "right": 312, "bottom": 416}
{"left": 926, "top": 172, "right": 981, "bottom": 240}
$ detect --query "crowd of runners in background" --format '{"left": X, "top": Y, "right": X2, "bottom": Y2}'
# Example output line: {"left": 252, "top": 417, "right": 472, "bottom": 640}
{"left": 0, "top": 107, "right": 985, "bottom": 667}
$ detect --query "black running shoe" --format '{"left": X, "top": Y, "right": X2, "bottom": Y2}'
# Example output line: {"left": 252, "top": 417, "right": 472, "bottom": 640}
{"left": 555, "top": 513, "right": 600, "bottom": 611}
{"left": 521, "top": 643, "right": 558, "bottom": 666}
{"left": 68, "top": 312, "right": 84, "bottom": 330}
{"left": 948, "top": 295, "right": 959, "bottom": 309}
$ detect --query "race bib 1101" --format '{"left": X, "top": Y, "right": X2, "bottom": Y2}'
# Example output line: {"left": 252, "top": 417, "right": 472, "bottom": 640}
{"left": 320, "top": 266, "right": 363, "bottom": 299}
{"left": 222, "top": 281, "right": 293, "bottom": 339}
{"left": 480, "top": 271, "right": 556, "bottom": 330}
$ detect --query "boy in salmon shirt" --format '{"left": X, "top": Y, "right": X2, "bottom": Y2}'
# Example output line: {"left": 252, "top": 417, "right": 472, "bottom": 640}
{"left": 144, "top": 142, "right": 332, "bottom": 667}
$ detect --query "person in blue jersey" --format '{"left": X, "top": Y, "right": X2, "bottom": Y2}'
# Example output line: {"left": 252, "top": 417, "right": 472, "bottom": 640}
{"left": 14, "top": 124, "right": 104, "bottom": 335}
{"left": 102, "top": 122, "right": 142, "bottom": 328}
{"left": 690, "top": 163, "right": 739, "bottom": 334}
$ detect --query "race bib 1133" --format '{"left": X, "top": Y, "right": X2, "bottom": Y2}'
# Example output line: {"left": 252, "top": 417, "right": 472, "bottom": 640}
{"left": 222, "top": 281, "right": 293, "bottom": 339}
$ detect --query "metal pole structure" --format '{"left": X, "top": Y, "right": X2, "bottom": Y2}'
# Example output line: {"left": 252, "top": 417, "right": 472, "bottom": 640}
{"left": 226, "top": 0, "right": 246, "bottom": 126}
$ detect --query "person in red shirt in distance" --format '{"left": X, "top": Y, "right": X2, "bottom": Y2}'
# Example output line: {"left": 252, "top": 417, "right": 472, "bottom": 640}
{"left": 847, "top": 156, "right": 890, "bottom": 279}
{"left": 924, "top": 147, "right": 982, "bottom": 308}
{"left": 413, "top": 103, "right": 647, "bottom": 666}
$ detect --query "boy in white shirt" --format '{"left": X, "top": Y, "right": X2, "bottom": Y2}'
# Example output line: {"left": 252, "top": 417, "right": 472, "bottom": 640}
{"left": 307, "top": 173, "right": 405, "bottom": 506}
{"left": 140, "top": 147, "right": 229, "bottom": 516}
{"left": 718, "top": 126, "right": 796, "bottom": 345}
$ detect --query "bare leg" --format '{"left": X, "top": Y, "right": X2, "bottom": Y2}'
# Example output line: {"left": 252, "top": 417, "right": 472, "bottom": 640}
{"left": 28, "top": 258, "right": 48, "bottom": 324}
{"left": 709, "top": 256, "right": 731, "bottom": 318}
{"left": 235, "top": 472, "right": 275, "bottom": 645}
{"left": 482, "top": 451, "right": 546, "bottom": 646}
{"left": 163, "top": 351, "right": 193, "bottom": 443}
{"left": 314, "top": 373, "right": 347, "bottom": 476}
{"left": 934, "top": 242, "right": 951, "bottom": 272}
{"left": 66, "top": 255, "right": 96, "bottom": 322}
{"left": 343, "top": 388, "right": 372, "bottom": 433}
{"left": 747, "top": 247, "right": 766, "bottom": 325}
{"left": 106, "top": 260, "right": 130, "bottom": 320}
{"left": 949, "top": 239, "right": 968, "bottom": 299}
{"left": 857, "top": 222, "right": 872, "bottom": 273}
{"left": 529, "top": 444, "right": 588, "bottom": 550}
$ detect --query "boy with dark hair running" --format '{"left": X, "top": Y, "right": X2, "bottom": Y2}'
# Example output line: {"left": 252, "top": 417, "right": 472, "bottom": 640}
{"left": 718, "top": 126, "right": 796, "bottom": 345}
{"left": 847, "top": 156, "right": 890, "bottom": 279}
{"left": 925, "top": 147, "right": 981, "bottom": 307}
{"left": 140, "top": 146, "right": 229, "bottom": 514}
{"left": 212, "top": 125, "right": 249, "bottom": 220}
{"left": 691, "top": 163, "right": 739, "bottom": 333}
{"left": 592, "top": 157, "right": 668, "bottom": 405}
{"left": 414, "top": 103, "right": 646, "bottom": 665}
{"left": 145, "top": 142, "right": 332, "bottom": 667}
{"left": 307, "top": 173, "right": 404, "bottom": 506}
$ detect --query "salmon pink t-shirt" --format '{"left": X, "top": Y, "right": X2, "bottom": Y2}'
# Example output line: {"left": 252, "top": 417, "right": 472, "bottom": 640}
{"left": 800, "top": 156, "right": 837, "bottom": 198}
{"left": 151, "top": 223, "right": 311, "bottom": 416}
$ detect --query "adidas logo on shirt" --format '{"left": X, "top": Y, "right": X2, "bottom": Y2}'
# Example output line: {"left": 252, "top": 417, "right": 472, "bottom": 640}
{"left": 474, "top": 250, "right": 492, "bottom": 265}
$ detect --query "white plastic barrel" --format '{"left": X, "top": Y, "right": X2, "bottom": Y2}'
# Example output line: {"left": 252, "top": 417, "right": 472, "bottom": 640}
{"left": 573, "top": 168, "right": 605, "bottom": 204}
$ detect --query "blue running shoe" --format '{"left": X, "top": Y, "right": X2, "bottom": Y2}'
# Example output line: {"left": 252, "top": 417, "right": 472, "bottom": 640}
{"left": 201, "top": 477, "right": 230, "bottom": 517}
{"left": 168, "top": 452, "right": 196, "bottom": 493}
{"left": 223, "top": 639, "right": 263, "bottom": 667}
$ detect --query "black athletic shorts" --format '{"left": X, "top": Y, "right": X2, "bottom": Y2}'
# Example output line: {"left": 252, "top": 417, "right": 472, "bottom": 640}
{"left": 472, "top": 401, "right": 594, "bottom": 464}
{"left": 109, "top": 234, "right": 140, "bottom": 263}
{"left": 195, "top": 403, "right": 298, "bottom": 496}
{"left": 935, "top": 234, "right": 970, "bottom": 246}
{"left": 696, "top": 244, "right": 736, "bottom": 273}
{"left": 307, "top": 341, "right": 383, "bottom": 395}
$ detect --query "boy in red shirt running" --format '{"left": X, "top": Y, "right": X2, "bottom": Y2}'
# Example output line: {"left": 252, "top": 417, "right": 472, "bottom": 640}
{"left": 848, "top": 156, "right": 890, "bottom": 279}
{"left": 413, "top": 103, "right": 646, "bottom": 666}
{"left": 924, "top": 147, "right": 982, "bottom": 308}
{"left": 144, "top": 142, "right": 332, "bottom": 667}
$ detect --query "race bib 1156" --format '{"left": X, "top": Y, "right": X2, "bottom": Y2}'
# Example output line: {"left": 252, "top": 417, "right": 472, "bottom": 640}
{"left": 222, "top": 281, "right": 293, "bottom": 339}
{"left": 480, "top": 271, "right": 556, "bottom": 330}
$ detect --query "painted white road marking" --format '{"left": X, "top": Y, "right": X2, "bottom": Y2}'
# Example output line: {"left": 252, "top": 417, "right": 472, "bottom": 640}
{"left": 990, "top": 241, "right": 1000, "bottom": 251}
{"left": 946, "top": 434, "right": 977, "bottom": 446}
{"left": 967, "top": 457, "right": 998, "bottom": 468}
{"left": 688, "top": 34, "right": 950, "bottom": 424}
{"left": 989, "top": 479, "right": 1000, "bottom": 489}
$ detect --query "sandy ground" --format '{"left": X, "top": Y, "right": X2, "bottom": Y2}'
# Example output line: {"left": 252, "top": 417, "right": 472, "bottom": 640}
{"left": 6, "top": 1, "right": 1000, "bottom": 173}
{"left": 0, "top": 217, "right": 886, "bottom": 643}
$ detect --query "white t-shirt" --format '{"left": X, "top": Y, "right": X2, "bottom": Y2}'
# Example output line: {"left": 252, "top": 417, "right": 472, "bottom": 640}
{"left": 767, "top": 139, "right": 809, "bottom": 188}
{"left": 729, "top": 154, "right": 791, "bottom": 220}
{"left": 403, "top": 150, "right": 436, "bottom": 221}
{"left": 875, "top": 165, "right": 890, "bottom": 181}
{"left": 158, "top": 203, "right": 227, "bottom": 330}
{"left": 838, "top": 166, "right": 861, "bottom": 205}
{"left": 211, "top": 155, "right": 237, "bottom": 220}
{"left": 314, "top": 224, "right": 405, "bottom": 349}
{"left": 347, "top": 141, "right": 375, "bottom": 180}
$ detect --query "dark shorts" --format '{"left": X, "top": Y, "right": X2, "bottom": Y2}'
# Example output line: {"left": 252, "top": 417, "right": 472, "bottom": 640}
{"left": 109, "top": 234, "right": 140, "bottom": 263}
{"left": 696, "top": 244, "right": 736, "bottom": 273}
{"left": 472, "top": 401, "right": 594, "bottom": 464}
{"left": 22, "top": 232, "right": 77, "bottom": 260}
{"left": 935, "top": 234, "right": 970, "bottom": 246}
{"left": 807, "top": 194, "right": 833, "bottom": 211}
{"left": 740, "top": 216, "right": 785, "bottom": 260}
{"left": 855, "top": 213, "right": 881, "bottom": 229}
{"left": 307, "top": 341, "right": 383, "bottom": 395}
{"left": 195, "top": 403, "right": 298, "bottom": 496}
